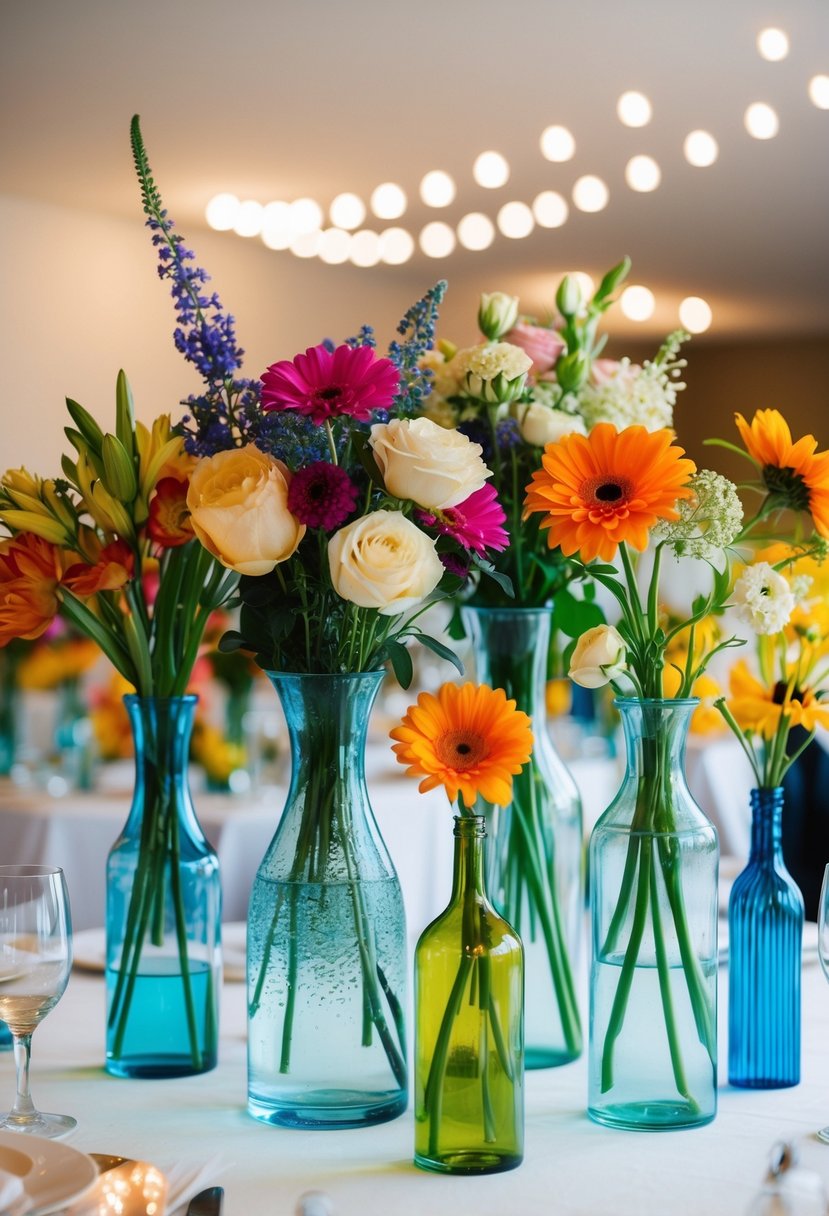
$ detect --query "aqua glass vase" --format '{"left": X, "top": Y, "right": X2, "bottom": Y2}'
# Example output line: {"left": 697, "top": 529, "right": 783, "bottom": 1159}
{"left": 415, "top": 814, "right": 524, "bottom": 1174}
{"left": 728, "top": 787, "right": 803, "bottom": 1088}
{"left": 588, "top": 698, "right": 718, "bottom": 1130}
{"left": 247, "top": 672, "right": 407, "bottom": 1129}
{"left": 0, "top": 1021, "right": 11, "bottom": 1051}
{"left": 462, "top": 605, "right": 582, "bottom": 1068}
{"left": 106, "top": 695, "right": 221, "bottom": 1078}
{"left": 0, "top": 648, "right": 19, "bottom": 777}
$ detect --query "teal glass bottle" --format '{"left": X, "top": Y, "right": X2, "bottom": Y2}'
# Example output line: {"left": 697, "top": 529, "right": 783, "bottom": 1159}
{"left": 729, "top": 787, "right": 803, "bottom": 1088}
{"left": 247, "top": 672, "right": 407, "bottom": 1129}
{"left": 106, "top": 695, "right": 221, "bottom": 1078}
{"left": 415, "top": 814, "right": 524, "bottom": 1174}
{"left": 0, "top": 1020, "right": 11, "bottom": 1051}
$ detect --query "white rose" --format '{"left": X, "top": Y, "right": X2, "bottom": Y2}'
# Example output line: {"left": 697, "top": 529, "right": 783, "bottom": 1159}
{"left": 514, "top": 402, "right": 587, "bottom": 447}
{"left": 327, "top": 510, "right": 443, "bottom": 616}
{"left": 186, "top": 444, "right": 305, "bottom": 576}
{"left": 369, "top": 417, "right": 489, "bottom": 510}
{"left": 569, "top": 625, "right": 627, "bottom": 689}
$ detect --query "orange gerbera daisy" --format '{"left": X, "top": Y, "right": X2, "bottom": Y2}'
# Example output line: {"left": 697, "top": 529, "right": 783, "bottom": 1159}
{"left": 727, "top": 659, "right": 829, "bottom": 739}
{"left": 735, "top": 409, "right": 829, "bottom": 537}
{"left": 523, "top": 423, "right": 696, "bottom": 562}
{"left": 390, "top": 682, "right": 533, "bottom": 808}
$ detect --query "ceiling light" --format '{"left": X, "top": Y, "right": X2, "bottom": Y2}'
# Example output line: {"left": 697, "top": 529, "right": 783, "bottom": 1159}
{"left": 539, "top": 125, "right": 575, "bottom": 162}
{"left": 625, "top": 155, "right": 661, "bottom": 192}
{"left": 497, "top": 201, "right": 534, "bottom": 239}
{"left": 620, "top": 285, "right": 655, "bottom": 322}
{"left": 419, "top": 221, "right": 456, "bottom": 258}
{"left": 757, "top": 27, "right": 789, "bottom": 60}
{"left": 379, "top": 227, "right": 414, "bottom": 265}
{"left": 617, "top": 91, "right": 652, "bottom": 127}
{"left": 532, "top": 191, "right": 568, "bottom": 228}
{"left": 349, "top": 230, "right": 381, "bottom": 267}
{"left": 683, "top": 130, "right": 719, "bottom": 167}
{"left": 289, "top": 230, "right": 321, "bottom": 259}
{"left": 809, "top": 75, "right": 829, "bottom": 109}
{"left": 420, "top": 170, "right": 456, "bottom": 208}
{"left": 371, "top": 183, "right": 407, "bottom": 219}
{"left": 457, "top": 212, "right": 495, "bottom": 251}
{"left": 290, "top": 198, "right": 324, "bottom": 234}
{"left": 233, "top": 200, "right": 264, "bottom": 238}
{"left": 679, "top": 296, "right": 712, "bottom": 333}
{"left": 205, "top": 193, "right": 240, "bottom": 231}
{"left": 318, "top": 228, "right": 352, "bottom": 264}
{"left": 572, "top": 175, "right": 609, "bottom": 212}
{"left": 329, "top": 193, "right": 365, "bottom": 230}
{"left": 473, "top": 151, "right": 510, "bottom": 188}
{"left": 744, "top": 102, "right": 779, "bottom": 139}
{"left": 261, "top": 201, "right": 293, "bottom": 249}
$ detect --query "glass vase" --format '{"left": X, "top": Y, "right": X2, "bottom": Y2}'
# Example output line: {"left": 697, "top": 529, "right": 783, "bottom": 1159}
{"left": 106, "top": 695, "right": 221, "bottom": 1078}
{"left": 462, "top": 605, "right": 582, "bottom": 1067}
{"left": 415, "top": 815, "right": 524, "bottom": 1174}
{"left": 0, "top": 1020, "right": 11, "bottom": 1051}
{"left": 588, "top": 698, "right": 718, "bottom": 1130}
{"left": 247, "top": 671, "right": 407, "bottom": 1129}
{"left": 0, "top": 647, "right": 19, "bottom": 777}
{"left": 729, "top": 787, "right": 803, "bottom": 1088}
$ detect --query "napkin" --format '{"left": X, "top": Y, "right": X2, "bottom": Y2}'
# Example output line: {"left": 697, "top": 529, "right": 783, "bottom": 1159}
{"left": 164, "top": 1156, "right": 229, "bottom": 1216}
{"left": 0, "top": 1168, "right": 31, "bottom": 1216}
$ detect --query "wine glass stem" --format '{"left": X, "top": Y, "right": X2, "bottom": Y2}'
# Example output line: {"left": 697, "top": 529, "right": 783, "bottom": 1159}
{"left": 11, "top": 1033, "right": 36, "bottom": 1117}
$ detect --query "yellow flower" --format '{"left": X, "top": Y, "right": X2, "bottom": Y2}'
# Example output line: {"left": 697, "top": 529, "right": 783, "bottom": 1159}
{"left": 726, "top": 659, "right": 829, "bottom": 739}
{"left": 735, "top": 409, "right": 829, "bottom": 537}
{"left": 17, "top": 638, "right": 100, "bottom": 690}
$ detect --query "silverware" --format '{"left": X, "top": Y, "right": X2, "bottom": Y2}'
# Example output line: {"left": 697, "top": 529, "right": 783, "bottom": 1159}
{"left": 186, "top": 1186, "right": 224, "bottom": 1216}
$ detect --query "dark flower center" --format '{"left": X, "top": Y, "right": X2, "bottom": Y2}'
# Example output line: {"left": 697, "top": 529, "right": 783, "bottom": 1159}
{"left": 318, "top": 385, "right": 343, "bottom": 402}
{"left": 436, "top": 730, "right": 488, "bottom": 771}
{"left": 772, "top": 680, "right": 805, "bottom": 705}
{"left": 581, "top": 475, "right": 632, "bottom": 509}
{"left": 762, "top": 464, "right": 811, "bottom": 512}
{"left": 456, "top": 743, "right": 471, "bottom": 755}
{"left": 595, "top": 482, "right": 624, "bottom": 502}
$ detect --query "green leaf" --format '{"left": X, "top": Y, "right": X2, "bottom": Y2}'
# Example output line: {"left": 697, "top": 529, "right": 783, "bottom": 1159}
{"left": 102, "top": 433, "right": 138, "bottom": 501}
{"left": 217, "top": 631, "right": 246, "bottom": 653}
{"left": 60, "top": 454, "right": 79, "bottom": 486}
{"left": 415, "top": 631, "right": 465, "bottom": 677}
{"left": 553, "top": 588, "right": 605, "bottom": 638}
{"left": 65, "top": 398, "right": 104, "bottom": 454}
{"left": 351, "top": 430, "right": 387, "bottom": 491}
{"left": 473, "top": 558, "right": 514, "bottom": 597}
{"left": 384, "top": 639, "right": 413, "bottom": 689}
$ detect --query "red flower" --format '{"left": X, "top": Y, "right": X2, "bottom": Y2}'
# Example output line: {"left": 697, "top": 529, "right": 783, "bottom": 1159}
{"left": 286, "top": 462, "right": 360, "bottom": 531}
{"left": 63, "top": 540, "right": 135, "bottom": 597}
{"left": 0, "top": 533, "right": 63, "bottom": 644}
{"left": 417, "top": 483, "right": 508, "bottom": 557}
{"left": 148, "top": 477, "right": 194, "bottom": 548}
{"left": 260, "top": 344, "right": 400, "bottom": 426}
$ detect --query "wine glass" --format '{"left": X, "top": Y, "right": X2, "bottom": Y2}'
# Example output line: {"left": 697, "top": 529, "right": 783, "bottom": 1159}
{"left": 0, "top": 864, "right": 75, "bottom": 1137}
{"left": 818, "top": 863, "right": 829, "bottom": 1144}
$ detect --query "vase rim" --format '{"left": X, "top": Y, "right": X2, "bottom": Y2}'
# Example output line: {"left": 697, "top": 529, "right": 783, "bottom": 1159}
{"left": 264, "top": 668, "right": 385, "bottom": 682}
{"left": 462, "top": 603, "right": 552, "bottom": 616}
{"left": 614, "top": 696, "right": 700, "bottom": 709}
{"left": 123, "top": 693, "right": 198, "bottom": 705}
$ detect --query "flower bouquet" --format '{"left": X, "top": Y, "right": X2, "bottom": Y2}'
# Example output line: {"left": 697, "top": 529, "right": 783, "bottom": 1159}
{"left": 523, "top": 405, "right": 827, "bottom": 1127}
{"left": 391, "top": 682, "right": 532, "bottom": 1174}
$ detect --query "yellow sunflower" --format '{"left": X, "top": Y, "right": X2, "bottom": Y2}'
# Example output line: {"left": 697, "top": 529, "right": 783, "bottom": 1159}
{"left": 524, "top": 423, "right": 696, "bottom": 562}
{"left": 727, "top": 659, "right": 829, "bottom": 738}
{"left": 390, "top": 682, "right": 533, "bottom": 808}
{"left": 735, "top": 409, "right": 829, "bottom": 537}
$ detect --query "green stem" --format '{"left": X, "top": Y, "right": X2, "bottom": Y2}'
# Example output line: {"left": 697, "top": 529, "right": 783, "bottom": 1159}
{"left": 601, "top": 836, "right": 650, "bottom": 1092}
{"left": 649, "top": 852, "right": 696, "bottom": 1108}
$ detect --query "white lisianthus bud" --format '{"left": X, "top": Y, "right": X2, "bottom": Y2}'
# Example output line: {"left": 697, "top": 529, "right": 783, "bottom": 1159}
{"left": 556, "top": 274, "right": 583, "bottom": 319}
{"left": 569, "top": 625, "right": 627, "bottom": 689}
{"left": 512, "top": 401, "right": 587, "bottom": 447}
{"left": 732, "top": 562, "right": 795, "bottom": 635}
{"left": 478, "top": 292, "right": 520, "bottom": 342}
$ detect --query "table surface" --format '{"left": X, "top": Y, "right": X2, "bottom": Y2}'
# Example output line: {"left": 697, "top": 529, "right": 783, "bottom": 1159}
{"left": 13, "top": 954, "right": 829, "bottom": 1216}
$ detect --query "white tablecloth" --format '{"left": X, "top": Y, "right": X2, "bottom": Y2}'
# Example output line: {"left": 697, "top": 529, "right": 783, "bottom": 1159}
{"left": 14, "top": 952, "right": 829, "bottom": 1215}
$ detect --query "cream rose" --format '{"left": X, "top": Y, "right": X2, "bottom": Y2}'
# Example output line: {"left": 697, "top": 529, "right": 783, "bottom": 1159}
{"left": 369, "top": 417, "right": 489, "bottom": 510}
{"left": 569, "top": 625, "right": 627, "bottom": 689}
{"left": 514, "top": 402, "right": 587, "bottom": 447}
{"left": 327, "top": 510, "right": 443, "bottom": 616}
{"left": 186, "top": 444, "right": 305, "bottom": 576}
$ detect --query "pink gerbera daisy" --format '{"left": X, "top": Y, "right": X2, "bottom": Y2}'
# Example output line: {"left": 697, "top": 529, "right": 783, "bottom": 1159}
{"left": 260, "top": 344, "right": 400, "bottom": 426}
{"left": 417, "top": 483, "right": 508, "bottom": 557}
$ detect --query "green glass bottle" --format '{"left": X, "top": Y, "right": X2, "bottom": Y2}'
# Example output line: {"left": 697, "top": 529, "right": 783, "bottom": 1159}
{"left": 414, "top": 814, "right": 524, "bottom": 1174}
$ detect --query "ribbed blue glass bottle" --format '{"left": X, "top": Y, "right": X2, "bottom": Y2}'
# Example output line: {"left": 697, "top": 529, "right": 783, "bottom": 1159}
{"left": 728, "top": 787, "right": 803, "bottom": 1088}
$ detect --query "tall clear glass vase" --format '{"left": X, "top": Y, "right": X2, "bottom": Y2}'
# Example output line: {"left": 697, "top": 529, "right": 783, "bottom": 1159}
{"left": 588, "top": 699, "right": 718, "bottom": 1130}
{"left": 728, "top": 787, "right": 803, "bottom": 1088}
{"left": 462, "top": 605, "right": 582, "bottom": 1067}
{"left": 247, "top": 672, "right": 407, "bottom": 1129}
{"left": 106, "top": 695, "right": 221, "bottom": 1078}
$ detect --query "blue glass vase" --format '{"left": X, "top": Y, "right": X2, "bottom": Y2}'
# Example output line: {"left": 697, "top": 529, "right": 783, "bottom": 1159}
{"left": 247, "top": 672, "right": 407, "bottom": 1129}
{"left": 106, "top": 695, "right": 221, "bottom": 1078}
{"left": 728, "top": 787, "right": 803, "bottom": 1088}
{"left": 0, "top": 1020, "right": 11, "bottom": 1051}
{"left": 463, "top": 605, "right": 583, "bottom": 1068}
{"left": 588, "top": 699, "right": 718, "bottom": 1130}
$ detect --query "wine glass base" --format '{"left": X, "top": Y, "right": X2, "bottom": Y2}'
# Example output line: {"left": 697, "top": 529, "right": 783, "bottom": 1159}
{"left": 817, "top": 1126, "right": 829, "bottom": 1145}
{"left": 0, "top": 1111, "right": 77, "bottom": 1139}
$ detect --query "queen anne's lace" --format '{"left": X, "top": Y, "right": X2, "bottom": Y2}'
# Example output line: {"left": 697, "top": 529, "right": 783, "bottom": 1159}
{"left": 654, "top": 470, "right": 743, "bottom": 560}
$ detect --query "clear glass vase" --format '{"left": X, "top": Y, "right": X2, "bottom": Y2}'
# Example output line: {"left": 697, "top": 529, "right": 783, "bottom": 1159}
{"left": 588, "top": 698, "right": 718, "bottom": 1130}
{"left": 247, "top": 671, "right": 407, "bottom": 1129}
{"left": 415, "top": 814, "right": 523, "bottom": 1174}
{"left": 106, "top": 695, "right": 221, "bottom": 1078}
{"left": 729, "top": 787, "right": 803, "bottom": 1088}
{"left": 462, "top": 605, "right": 582, "bottom": 1067}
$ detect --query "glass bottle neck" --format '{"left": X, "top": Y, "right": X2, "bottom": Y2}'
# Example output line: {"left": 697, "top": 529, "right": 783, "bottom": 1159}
{"left": 617, "top": 698, "right": 695, "bottom": 785}
{"left": 748, "top": 787, "right": 785, "bottom": 862}
{"left": 462, "top": 606, "right": 550, "bottom": 718}
{"left": 125, "top": 695, "right": 200, "bottom": 833}
{"left": 450, "top": 816, "right": 487, "bottom": 901}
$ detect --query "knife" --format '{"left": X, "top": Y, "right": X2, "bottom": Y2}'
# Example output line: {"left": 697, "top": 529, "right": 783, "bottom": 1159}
{"left": 185, "top": 1186, "right": 224, "bottom": 1215}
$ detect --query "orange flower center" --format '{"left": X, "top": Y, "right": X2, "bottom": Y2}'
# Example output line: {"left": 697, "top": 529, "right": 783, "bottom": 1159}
{"left": 581, "top": 475, "right": 632, "bottom": 510}
{"left": 435, "top": 730, "right": 489, "bottom": 771}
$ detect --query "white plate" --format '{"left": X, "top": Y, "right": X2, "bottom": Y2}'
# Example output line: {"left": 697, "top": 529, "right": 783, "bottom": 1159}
{"left": 718, "top": 918, "right": 819, "bottom": 966}
{"left": 72, "top": 922, "right": 246, "bottom": 982}
{"left": 0, "top": 1130, "right": 98, "bottom": 1216}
